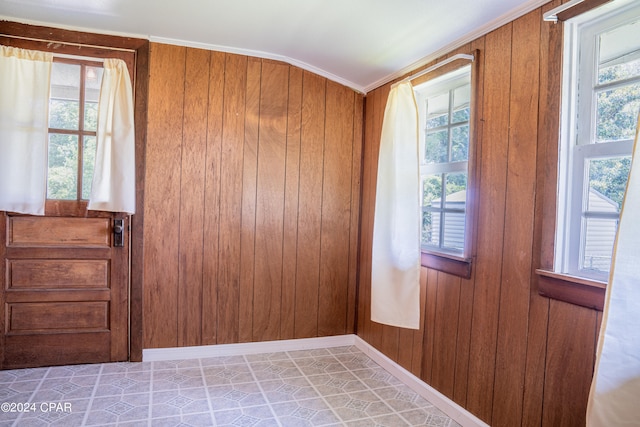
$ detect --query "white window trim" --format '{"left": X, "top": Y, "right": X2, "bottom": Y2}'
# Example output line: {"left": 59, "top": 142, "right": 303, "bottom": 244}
{"left": 415, "top": 65, "right": 472, "bottom": 256}
{"left": 556, "top": 0, "right": 640, "bottom": 281}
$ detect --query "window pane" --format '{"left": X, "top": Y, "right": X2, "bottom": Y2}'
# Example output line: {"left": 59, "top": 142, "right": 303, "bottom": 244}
{"left": 48, "top": 134, "right": 78, "bottom": 200}
{"left": 443, "top": 212, "right": 466, "bottom": 250}
{"left": 426, "top": 130, "right": 448, "bottom": 164}
{"left": 50, "top": 63, "right": 80, "bottom": 130}
{"left": 423, "top": 174, "right": 443, "bottom": 207}
{"left": 445, "top": 173, "right": 467, "bottom": 203}
{"left": 451, "top": 125, "right": 469, "bottom": 161}
{"left": 82, "top": 136, "right": 97, "bottom": 200}
{"left": 595, "top": 82, "right": 640, "bottom": 143}
{"left": 587, "top": 156, "right": 631, "bottom": 210}
{"left": 452, "top": 84, "right": 470, "bottom": 123}
{"left": 581, "top": 217, "right": 617, "bottom": 274}
{"left": 598, "top": 19, "right": 640, "bottom": 85}
{"left": 422, "top": 210, "right": 439, "bottom": 246}
{"left": 426, "top": 92, "right": 449, "bottom": 128}
{"left": 84, "top": 66, "right": 103, "bottom": 131}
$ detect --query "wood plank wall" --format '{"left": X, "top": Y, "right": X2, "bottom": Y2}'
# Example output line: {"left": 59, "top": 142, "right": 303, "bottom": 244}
{"left": 358, "top": 3, "right": 601, "bottom": 426}
{"left": 143, "top": 43, "right": 363, "bottom": 348}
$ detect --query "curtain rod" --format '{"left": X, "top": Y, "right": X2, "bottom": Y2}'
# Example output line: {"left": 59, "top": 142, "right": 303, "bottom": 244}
{"left": 397, "top": 53, "right": 474, "bottom": 85}
{"left": 543, "top": 0, "right": 612, "bottom": 22}
{"left": 0, "top": 33, "right": 136, "bottom": 53}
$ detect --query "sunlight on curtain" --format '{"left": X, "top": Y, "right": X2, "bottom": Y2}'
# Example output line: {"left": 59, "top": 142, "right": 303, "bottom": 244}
{"left": 0, "top": 45, "right": 52, "bottom": 215}
{"left": 587, "top": 113, "right": 640, "bottom": 426}
{"left": 371, "top": 82, "right": 421, "bottom": 330}
{"left": 87, "top": 58, "right": 136, "bottom": 214}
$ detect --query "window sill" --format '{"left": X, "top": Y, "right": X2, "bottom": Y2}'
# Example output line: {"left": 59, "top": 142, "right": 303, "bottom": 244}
{"left": 421, "top": 251, "right": 472, "bottom": 279}
{"left": 536, "top": 269, "right": 605, "bottom": 311}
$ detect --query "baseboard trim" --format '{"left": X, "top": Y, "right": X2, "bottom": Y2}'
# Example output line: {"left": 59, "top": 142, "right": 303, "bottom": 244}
{"left": 353, "top": 335, "right": 489, "bottom": 427}
{"left": 142, "top": 335, "right": 356, "bottom": 361}
{"left": 143, "top": 334, "right": 487, "bottom": 427}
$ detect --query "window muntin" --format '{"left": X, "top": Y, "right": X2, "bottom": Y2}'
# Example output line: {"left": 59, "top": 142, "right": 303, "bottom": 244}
{"left": 415, "top": 65, "right": 472, "bottom": 256}
{"left": 48, "top": 59, "right": 103, "bottom": 200}
{"left": 558, "top": 2, "right": 640, "bottom": 281}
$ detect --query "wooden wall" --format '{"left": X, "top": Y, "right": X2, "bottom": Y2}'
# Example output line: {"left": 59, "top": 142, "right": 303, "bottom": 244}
{"left": 143, "top": 43, "right": 363, "bottom": 348}
{"left": 358, "top": 3, "right": 601, "bottom": 426}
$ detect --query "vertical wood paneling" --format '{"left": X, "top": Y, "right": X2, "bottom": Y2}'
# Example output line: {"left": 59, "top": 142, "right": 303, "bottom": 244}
{"left": 492, "top": 10, "right": 541, "bottom": 427}
{"left": 178, "top": 48, "right": 210, "bottom": 347}
{"left": 466, "top": 24, "right": 513, "bottom": 423}
{"left": 369, "top": 85, "right": 390, "bottom": 353}
{"left": 357, "top": 6, "right": 603, "bottom": 427}
{"left": 318, "top": 81, "right": 354, "bottom": 336}
{"left": 347, "top": 92, "right": 364, "bottom": 334}
{"left": 281, "top": 67, "right": 303, "bottom": 340}
{"left": 144, "top": 43, "right": 185, "bottom": 348}
{"left": 432, "top": 273, "right": 461, "bottom": 399}
{"left": 543, "top": 301, "right": 597, "bottom": 426}
{"left": 253, "top": 61, "right": 289, "bottom": 342}
{"left": 422, "top": 268, "right": 438, "bottom": 384}
{"left": 216, "top": 53, "right": 247, "bottom": 344}
{"left": 522, "top": 5, "right": 561, "bottom": 422}
{"left": 238, "top": 58, "right": 261, "bottom": 343}
{"left": 294, "top": 71, "right": 326, "bottom": 338}
{"left": 202, "top": 51, "right": 226, "bottom": 345}
{"left": 145, "top": 45, "right": 361, "bottom": 350}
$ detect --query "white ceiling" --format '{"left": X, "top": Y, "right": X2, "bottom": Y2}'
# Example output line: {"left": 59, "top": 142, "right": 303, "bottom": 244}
{"left": 0, "top": 0, "right": 548, "bottom": 93}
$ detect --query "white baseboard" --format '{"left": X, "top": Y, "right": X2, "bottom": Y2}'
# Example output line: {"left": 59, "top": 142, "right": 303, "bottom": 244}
{"left": 143, "top": 334, "right": 488, "bottom": 427}
{"left": 142, "top": 334, "right": 356, "bottom": 361}
{"left": 353, "top": 335, "right": 489, "bottom": 427}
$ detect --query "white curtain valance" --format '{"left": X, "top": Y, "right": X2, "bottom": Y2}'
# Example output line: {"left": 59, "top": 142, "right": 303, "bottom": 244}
{"left": 0, "top": 45, "right": 53, "bottom": 215}
{"left": 371, "top": 82, "right": 421, "bottom": 330}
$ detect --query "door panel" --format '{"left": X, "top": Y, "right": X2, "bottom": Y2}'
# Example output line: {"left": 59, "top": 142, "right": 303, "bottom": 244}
{"left": 1, "top": 212, "right": 129, "bottom": 369}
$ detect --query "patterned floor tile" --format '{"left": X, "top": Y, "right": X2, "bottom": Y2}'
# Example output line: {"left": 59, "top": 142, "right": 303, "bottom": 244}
{"left": 349, "top": 367, "right": 403, "bottom": 389}
{"left": 0, "top": 345, "right": 463, "bottom": 426}
{"left": 306, "top": 371, "right": 368, "bottom": 395}
{"left": 95, "top": 371, "right": 152, "bottom": 397}
{"left": 31, "top": 375, "right": 99, "bottom": 401}
{"left": 84, "top": 393, "right": 150, "bottom": 425}
{"left": 202, "top": 364, "right": 254, "bottom": 386}
{"left": 212, "top": 405, "right": 278, "bottom": 426}
{"left": 373, "top": 385, "right": 435, "bottom": 412}
{"left": 259, "top": 376, "right": 319, "bottom": 403}
{"left": 345, "top": 412, "right": 411, "bottom": 426}
{"left": 207, "top": 381, "right": 267, "bottom": 410}
{"left": 248, "top": 360, "right": 302, "bottom": 381}
{"left": 271, "top": 397, "right": 341, "bottom": 426}
{"left": 324, "top": 390, "right": 395, "bottom": 422}
{"left": 294, "top": 356, "right": 348, "bottom": 376}
{"left": 151, "top": 387, "right": 212, "bottom": 418}
{"left": 152, "top": 369, "right": 205, "bottom": 391}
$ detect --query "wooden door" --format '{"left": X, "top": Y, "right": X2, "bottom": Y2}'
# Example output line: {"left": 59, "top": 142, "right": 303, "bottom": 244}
{"left": 0, "top": 208, "right": 129, "bottom": 369}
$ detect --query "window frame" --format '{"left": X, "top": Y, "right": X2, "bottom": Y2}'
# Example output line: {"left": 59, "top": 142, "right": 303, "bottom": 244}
{"left": 537, "top": 0, "right": 640, "bottom": 310}
{"left": 555, "top": 0, "right": 640, "bottom": 282}
{"left": 411, "top": 54, "right": 480, "bottom": 279}
{"left": 47, "top": 57, "right": 104, "bottom": 203}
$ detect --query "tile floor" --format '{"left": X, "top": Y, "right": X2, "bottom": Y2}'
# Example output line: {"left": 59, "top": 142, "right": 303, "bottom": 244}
{"left": 0, "top": 346, "right": 461, "bottom": 427}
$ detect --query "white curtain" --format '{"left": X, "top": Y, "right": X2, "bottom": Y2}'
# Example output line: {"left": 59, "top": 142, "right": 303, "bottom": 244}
{"left": 371, "top": 82, "right": 421, "bottom": 330}
{"left": 0, "top": 45, "right": 52, "bottom": 215}
{"left": 87, "top": 58, "right": 136, "bottom": 214}
{"left": 587, "top": 113, "right": 640, "bottom": 426}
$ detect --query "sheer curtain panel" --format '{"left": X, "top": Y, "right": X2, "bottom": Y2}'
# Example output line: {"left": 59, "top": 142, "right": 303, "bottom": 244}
{"left": 0, "top": 45, "right": 52, "bottom": 215}
{"left": 87, "top": 58, "right": 136, "bottom": 214}
{"left": 371, "top": 82, "right": 421, "bottom": 330}
{"left": 587, "top": 113, "right": 640, "bottom": 426}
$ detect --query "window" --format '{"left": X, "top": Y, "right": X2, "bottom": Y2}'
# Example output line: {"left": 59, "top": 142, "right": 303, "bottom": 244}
{"left": 556, "top": 1, "right": 640, "bottom": 282}
{"left": 415, "top": 65, "right": 472, "bottom": 258}
{"left": 48, "top": 58, "right": 104, "bottom": 201}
